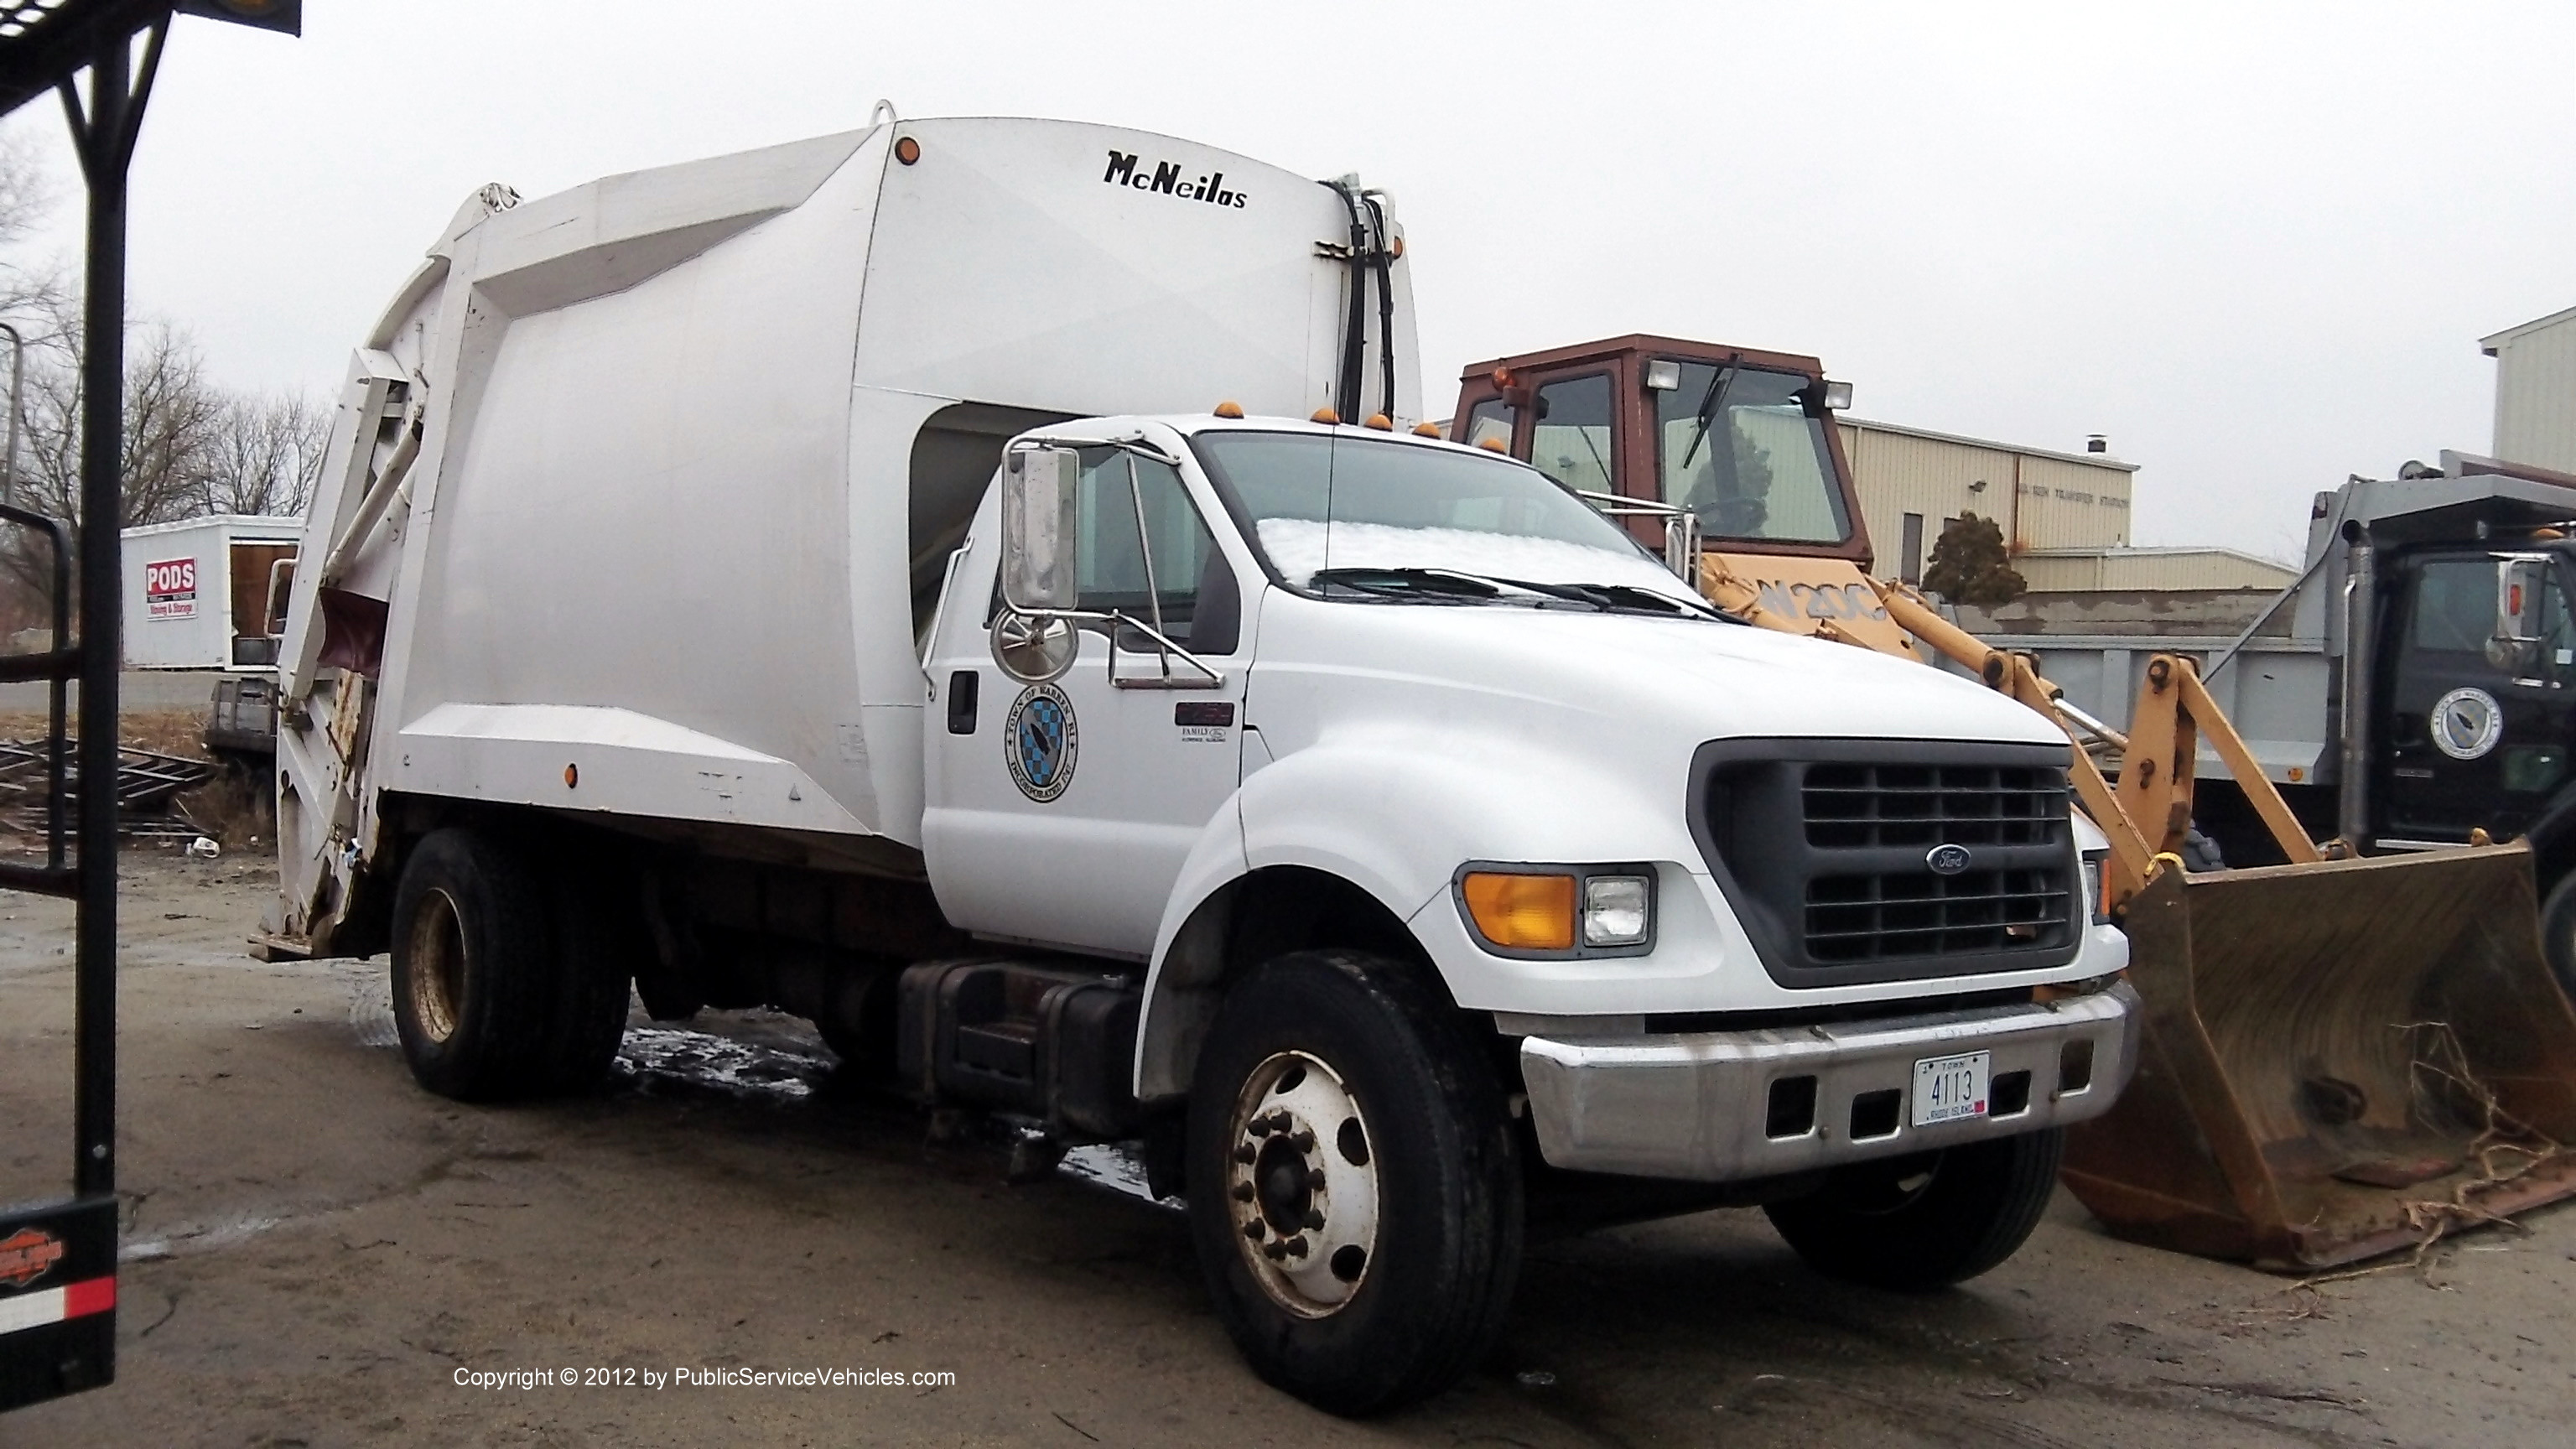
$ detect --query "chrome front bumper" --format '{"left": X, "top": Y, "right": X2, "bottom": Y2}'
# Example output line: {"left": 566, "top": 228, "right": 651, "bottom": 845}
{"left": 1517, "top": 984, "right": 2141, "bottom": 1182}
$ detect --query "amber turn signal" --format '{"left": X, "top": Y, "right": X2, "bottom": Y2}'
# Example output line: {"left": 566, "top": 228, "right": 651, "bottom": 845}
{"left": 564, "top": 763, "right": 579, "bottom": 788}
{"left": 1462, "top": 872, "right": 1576, "bottom": 951}
{"left": 1213, "top": 400, "right": 1244, "bottom": 418}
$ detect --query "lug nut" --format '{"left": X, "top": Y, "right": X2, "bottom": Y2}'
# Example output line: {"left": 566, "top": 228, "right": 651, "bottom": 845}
{"left": 1302, "top": 1209, "right": 1325, "bottom": 1229}
{"left": 1306, "top": 1168, "right": 1327, "bottom": 1190}
{"left": 1231, "top": 1182, "right": 1254, "bottom": 1202}
{"left": 1263, "top": 1240, "right": 1289, "bottom": 1260}
{"left": 1291, "top": 1130, "right": 1316, "bottom": 1152}
{"left": 1232, "top": 1143, "right": 1257, "bottom": 1164}
{"left": 1285, "top": 1235, "right": 1309, "bottom": 1257}
{"left": 1243, "top": 1218, "right": 1265, "bottom": 1239}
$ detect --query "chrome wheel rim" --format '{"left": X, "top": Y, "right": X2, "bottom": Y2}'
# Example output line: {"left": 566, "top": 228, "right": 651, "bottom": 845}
{"left": 1226, "top": 1050, "right": 1379, "bottom": 1317}
{"left": 406, "top": 887, "right": 465, "bottom": 1044}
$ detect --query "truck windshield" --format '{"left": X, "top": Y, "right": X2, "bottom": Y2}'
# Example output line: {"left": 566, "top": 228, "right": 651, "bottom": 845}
{"left": 1191, "top": 430, "right": 1688, "bottom": 600}
{"left": 1654, "top": 362, "right": 1851, "bottom": 544}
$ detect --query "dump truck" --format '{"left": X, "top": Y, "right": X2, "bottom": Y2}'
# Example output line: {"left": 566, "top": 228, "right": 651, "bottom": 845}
{"left": 1453, "top": 335, "right": 2576, "bottom": 1270}
{"left": 263, "top": 122, "right": 2139, "bottom": 1413}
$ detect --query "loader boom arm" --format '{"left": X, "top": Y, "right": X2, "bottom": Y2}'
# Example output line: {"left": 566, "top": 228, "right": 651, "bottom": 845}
{"left": 1868, "top": 579, "right": 2320, "bottom": 911}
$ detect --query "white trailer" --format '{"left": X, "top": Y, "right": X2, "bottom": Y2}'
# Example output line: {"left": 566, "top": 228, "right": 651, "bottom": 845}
{"left": 118, "top": 515, "right": 299, "bottom": 670}
{"left": 268, "top": 115, "right": 2135, "bottom": 1414}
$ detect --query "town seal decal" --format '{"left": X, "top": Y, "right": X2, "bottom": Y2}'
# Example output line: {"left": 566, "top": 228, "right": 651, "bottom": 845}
{"left": 1005, "top": 683, "right": 1078, "bottom": 802}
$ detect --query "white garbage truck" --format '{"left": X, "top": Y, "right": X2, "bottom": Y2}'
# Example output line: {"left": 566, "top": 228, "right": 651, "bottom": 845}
{"left": 266, "top": 114, "right": 2139, "bottom": 1414}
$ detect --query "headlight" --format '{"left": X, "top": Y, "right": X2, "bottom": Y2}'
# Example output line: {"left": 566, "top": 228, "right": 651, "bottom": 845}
{"left": 2082, "top": 849, "right": 2110, "bottom": 925}
{"left": 1582, "top": 875, "right": 1651, "bottom": 946}
{"left": 1457, "top": 865, "right": 1655, "bottom": 957}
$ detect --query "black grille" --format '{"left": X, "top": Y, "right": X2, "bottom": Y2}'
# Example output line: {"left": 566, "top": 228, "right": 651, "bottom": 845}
{"left": 1805, "top": 868, "right": 2074, "bottom": 962}
{"left": 1802, "top": 762, "right": 2062, "bottom": 849}
{"left": 1689, "top": 739, "right": 2082, "bottom": 989}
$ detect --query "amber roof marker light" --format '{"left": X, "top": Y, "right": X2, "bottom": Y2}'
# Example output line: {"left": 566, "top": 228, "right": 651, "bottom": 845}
{"left": 1213, "top": 400, "right": 1244, "bottom": 418}
{"left": 894, "top": 136, "right": 921, "bottom": 165}
{"left": 1311, "top": 408, "right": 1341, "bottom": 425}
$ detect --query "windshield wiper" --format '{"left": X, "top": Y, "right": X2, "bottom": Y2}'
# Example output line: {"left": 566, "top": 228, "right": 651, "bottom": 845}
{"left": 1544, "top": 582, "right": 1734, "bottom": 621}
{"left": 1311, "top": 567, "right": 1614, "bottom": 609}
{"left": 1311, "top": 566, "right": 1509, "bottom": 600}
{"left": 1675, "top": 364, "right": 1738, "bottom": 474}
{"left": 1312, "top": 568, "right": 1727, "bottom": 621}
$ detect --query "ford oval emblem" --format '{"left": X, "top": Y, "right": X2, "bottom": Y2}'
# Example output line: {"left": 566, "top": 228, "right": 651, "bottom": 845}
{"left": 1926, "top": 844, "right": 1972, "bottom": 875}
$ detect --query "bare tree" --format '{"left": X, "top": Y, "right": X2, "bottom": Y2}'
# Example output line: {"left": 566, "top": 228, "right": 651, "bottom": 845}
{"left": 0, "top": 126, "right": 53, "bottom": 254}
{"left": 11, "top": 292, "right": 225, "bottom": 529}
{"left": 198, "top": 388, "right": 328, "bottom": 517}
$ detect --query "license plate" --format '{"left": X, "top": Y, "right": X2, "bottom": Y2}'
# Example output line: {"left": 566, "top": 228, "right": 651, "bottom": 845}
{"left": 1912, "top": 1051, "right": 1991, "bottom": 1127}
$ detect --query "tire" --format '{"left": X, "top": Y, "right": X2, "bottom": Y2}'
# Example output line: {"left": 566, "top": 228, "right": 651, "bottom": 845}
{"left": 389, "top": 826, "right": 631, "bottom": 1101}
{"left": 1763, "top": 1127, "right": 2064, "bottom": 1291}
{"left": 2540, "top": 871, "right": 2576, "bottom": 1003}
{"left": 1185, "top": 951, "right": 1522, "bottom": 1415}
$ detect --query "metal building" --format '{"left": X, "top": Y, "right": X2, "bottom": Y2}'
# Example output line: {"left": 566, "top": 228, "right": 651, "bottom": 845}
{"left": 1836, "top": 418, "right": 2137, "bottom": 584}
{"left": 2484, "top": 305, "right": 2576, "bottom": 475}
{"left": 2011, "top": 545, "right": 2297, "bottom": 593}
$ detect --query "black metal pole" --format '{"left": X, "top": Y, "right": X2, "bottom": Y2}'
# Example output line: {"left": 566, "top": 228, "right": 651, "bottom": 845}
{"left": 70, "top": 32, "right": 128, "bottom": 1202}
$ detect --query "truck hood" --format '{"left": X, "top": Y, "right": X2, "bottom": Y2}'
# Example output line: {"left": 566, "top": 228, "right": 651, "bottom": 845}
{"left": 1252, "top": 592, "right": 2064, "bottom": 752}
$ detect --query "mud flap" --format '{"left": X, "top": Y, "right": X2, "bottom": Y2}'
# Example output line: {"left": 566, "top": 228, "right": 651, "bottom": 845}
{"left": 2060, "top": 844, "right": 2576, "bottom": 1270}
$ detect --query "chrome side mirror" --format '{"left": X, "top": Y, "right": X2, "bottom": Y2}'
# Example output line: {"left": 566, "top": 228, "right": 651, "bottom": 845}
{"left": 993, "top": 444, "right": 1082, "bottom": 683}
{"left": 1001, "top": 445, "right": 1078, "bottom": 612}
{"left": 2490, "top": 554, "right": 2551, "bottom": 673}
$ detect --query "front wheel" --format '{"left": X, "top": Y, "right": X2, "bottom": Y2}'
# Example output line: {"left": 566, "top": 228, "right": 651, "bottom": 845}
{"left": 1185, "top": 951, "right": 1522, "bottom": 1415}
{"left": 1763, "top": 1128, "right": 2064, "bottom": 1291}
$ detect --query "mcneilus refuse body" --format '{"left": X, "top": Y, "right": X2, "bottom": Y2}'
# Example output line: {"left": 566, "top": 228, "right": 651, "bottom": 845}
{"left": 259, "top": 113, "right": 2137, "bottom": 1415}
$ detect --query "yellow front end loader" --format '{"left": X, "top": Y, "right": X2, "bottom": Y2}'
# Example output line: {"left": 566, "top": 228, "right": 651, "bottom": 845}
{"left": 1880, "top": 585, "right": 2576, "bottom": 1269}
{"left": 1454, "top": 335, "right": 2576, "bottom": 1269}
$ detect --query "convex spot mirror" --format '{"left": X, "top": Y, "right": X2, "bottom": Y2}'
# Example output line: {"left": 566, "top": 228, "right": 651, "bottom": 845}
{"left": 990, "top": 609, "right": 1078, "bottom": 683}
{"left": 2489, "top": 554, "right": 2553, "bottom": 673}
{"left": 1002, "top": 445, "right": 1079, "bottom": 612}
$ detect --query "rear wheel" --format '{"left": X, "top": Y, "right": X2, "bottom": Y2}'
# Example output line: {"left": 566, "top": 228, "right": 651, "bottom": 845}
{"left": 1185, "top": 951, "right": 1522, "bottom": 1415}
{"left": 390, "top": 827, "right": 631, "bottom": 1101}
{"left": 1763, "top": 1127, "right": 2064, "bottom": 1291}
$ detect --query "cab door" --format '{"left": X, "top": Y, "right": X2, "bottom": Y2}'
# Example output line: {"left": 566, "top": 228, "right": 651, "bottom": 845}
{"left": 2374, "top": 551, "right": 2576, "bottom": 842}
{"left": 922, "top": 442, "right": 1254, "bottom": 959}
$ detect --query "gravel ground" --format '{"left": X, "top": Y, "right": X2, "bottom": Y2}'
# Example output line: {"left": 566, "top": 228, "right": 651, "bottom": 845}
{"left": 3, "top": 850, "right": 2572, "bottom": 1446}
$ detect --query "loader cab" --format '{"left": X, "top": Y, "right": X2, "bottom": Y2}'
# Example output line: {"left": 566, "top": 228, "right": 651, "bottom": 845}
{"left": 2371, "top": 542, "right": 2576, "bottom": 845}
{"left": 1450, "top": 334, "right": 1911, "bottom": 649}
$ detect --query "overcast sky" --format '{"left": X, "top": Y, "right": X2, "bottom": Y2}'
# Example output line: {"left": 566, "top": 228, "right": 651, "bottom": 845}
{"left": 3, "top": 1, "right": 2569, "bottom": 561}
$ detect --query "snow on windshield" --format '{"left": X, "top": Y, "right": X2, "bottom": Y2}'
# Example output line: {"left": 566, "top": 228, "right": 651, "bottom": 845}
{"left": 1257, "top": 517, "right": 1694, "bottom": 596}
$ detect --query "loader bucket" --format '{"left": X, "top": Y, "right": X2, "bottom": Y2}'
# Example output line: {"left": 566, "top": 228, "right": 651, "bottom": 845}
{"left": 2059, "top": 844, "right": 2576, "bottom": 1270}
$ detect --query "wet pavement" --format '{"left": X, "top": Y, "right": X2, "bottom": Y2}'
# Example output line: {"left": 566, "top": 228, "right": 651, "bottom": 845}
{"left": 3, "top": 851, "right": 2573, "bottom": 1446}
